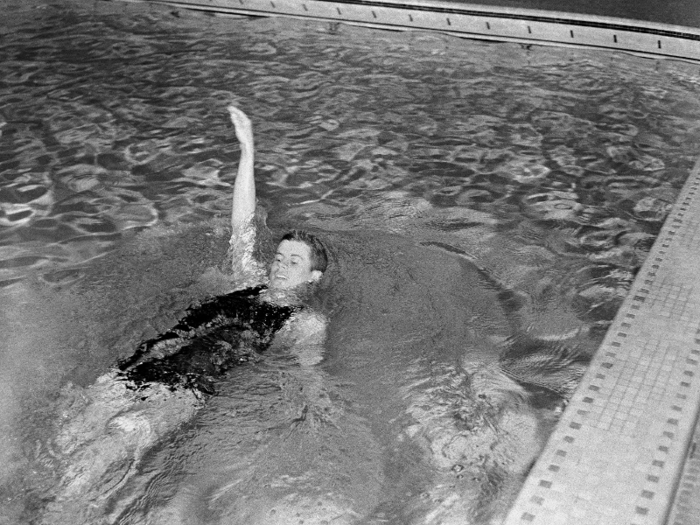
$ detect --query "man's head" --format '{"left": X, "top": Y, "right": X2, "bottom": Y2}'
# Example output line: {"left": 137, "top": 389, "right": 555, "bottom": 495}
{"left": 268, "top": 230, "right": 328, "bottom": 290}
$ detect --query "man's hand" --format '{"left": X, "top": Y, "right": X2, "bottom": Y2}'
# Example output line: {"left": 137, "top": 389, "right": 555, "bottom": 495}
{"left": 227, "top": 105, "right": 253, "bottom": 147}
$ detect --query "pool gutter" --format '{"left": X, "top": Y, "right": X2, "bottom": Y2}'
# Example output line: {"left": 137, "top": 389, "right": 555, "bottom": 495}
{"left": 128, "top": 0, "right": 700, "bottom": 63}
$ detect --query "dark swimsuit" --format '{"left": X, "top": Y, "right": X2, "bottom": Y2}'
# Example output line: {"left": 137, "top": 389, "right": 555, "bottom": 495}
{"left": 117, "top": 286, "right": 298, "bottom": 395}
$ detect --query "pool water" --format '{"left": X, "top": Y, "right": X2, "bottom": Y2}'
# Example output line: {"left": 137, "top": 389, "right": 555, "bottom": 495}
{"left": 3, "top": 1, "right": 700, "bottom": 524}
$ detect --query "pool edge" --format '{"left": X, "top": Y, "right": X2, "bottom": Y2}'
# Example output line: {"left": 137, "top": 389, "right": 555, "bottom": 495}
{"left": 129, "top": 0, "right": 700, "bottom": 63}
{"left": 504, "top": 155, "right": 700, "bottom": 525}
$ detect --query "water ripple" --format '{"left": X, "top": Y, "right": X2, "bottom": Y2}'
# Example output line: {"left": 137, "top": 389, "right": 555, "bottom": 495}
{"left": 2, "top": 3, "right": 700, "bottom": 522}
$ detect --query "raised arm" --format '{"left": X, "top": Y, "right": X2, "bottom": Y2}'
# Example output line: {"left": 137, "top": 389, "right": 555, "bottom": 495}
{"left": 225, "top": 105, "right": 267, "bottom": 284}
{"left": 228, "top": 105, "right": 256, "bottom": 229}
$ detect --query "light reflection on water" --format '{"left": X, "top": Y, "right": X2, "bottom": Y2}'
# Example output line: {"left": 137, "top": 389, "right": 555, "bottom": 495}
{"left": 2, "top": 1, "right": 700, "bottom": 524}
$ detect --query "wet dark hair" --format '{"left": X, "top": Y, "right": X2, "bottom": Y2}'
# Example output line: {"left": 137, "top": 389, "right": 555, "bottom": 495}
{"left": 280, "top": 230, "right": 328, "bottom": 273}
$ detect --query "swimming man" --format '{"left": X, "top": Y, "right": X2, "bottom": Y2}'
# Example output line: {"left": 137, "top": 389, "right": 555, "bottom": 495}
{"left": 43, "top": 105, "right": 331, "bottom": 524}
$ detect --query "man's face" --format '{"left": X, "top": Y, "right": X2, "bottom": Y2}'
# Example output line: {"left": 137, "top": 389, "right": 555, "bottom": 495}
{"left": 269, "top": 240, "right": 322, "bottom": 290}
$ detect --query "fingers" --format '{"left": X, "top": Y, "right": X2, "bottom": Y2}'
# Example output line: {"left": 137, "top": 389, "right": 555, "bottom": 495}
{"left": 227, "top": 104, "right": 251, "bottom": 129}
{"left": 227, "top": 105, "right": 254, "bottom": 147}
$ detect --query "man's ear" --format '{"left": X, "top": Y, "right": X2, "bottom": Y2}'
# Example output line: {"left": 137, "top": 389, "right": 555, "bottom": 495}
{"left": 310, "top": 270, "right": 323, "bottom": 282}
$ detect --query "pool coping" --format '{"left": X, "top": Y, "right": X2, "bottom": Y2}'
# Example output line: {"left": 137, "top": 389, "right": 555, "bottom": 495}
{"left": 134, "top": 0, "right": 700, "bottom": 62}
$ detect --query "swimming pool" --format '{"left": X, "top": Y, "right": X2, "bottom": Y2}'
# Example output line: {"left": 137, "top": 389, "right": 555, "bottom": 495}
{"left": 2, "top": 0, "right": 700, "bottom": 523}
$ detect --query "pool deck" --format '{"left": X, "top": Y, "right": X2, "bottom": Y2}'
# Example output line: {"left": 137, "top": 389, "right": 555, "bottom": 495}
{"left": 418, "top": 0, "right": 700, "bottom": 29}
{"left": 112, "top": 1, "right": 700, "bottom": 523}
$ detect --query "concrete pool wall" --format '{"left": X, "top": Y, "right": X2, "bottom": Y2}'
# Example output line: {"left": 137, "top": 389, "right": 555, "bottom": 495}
{"left": 104, "top": 1, "right": 700, "bottom": 522}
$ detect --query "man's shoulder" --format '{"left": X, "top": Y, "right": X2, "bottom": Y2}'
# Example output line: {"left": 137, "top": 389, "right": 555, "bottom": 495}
{"left": 285, "top": 308, "right": 327, "bottom": 366}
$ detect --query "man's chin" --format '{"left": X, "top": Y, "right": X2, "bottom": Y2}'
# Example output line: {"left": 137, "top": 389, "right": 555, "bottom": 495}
{"left": 270, "top": 278, "right": 308, "bottom": 292}
{"left": 269, "top": 278, "right": 292, "bottom": 290}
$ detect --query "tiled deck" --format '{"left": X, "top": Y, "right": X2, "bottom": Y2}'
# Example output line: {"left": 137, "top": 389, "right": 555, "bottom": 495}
{"left": 504, "top": 158, "right": 700, "bottom": 524}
